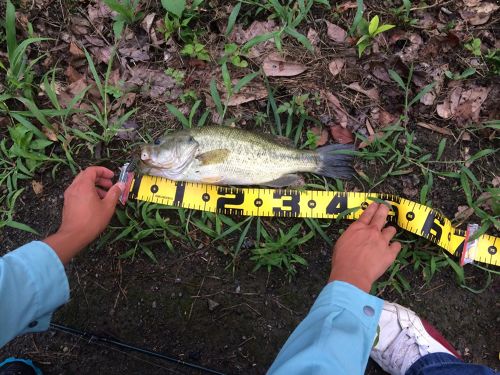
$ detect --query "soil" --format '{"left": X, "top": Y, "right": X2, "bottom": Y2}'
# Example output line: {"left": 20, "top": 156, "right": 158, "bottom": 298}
{"left": 1, "top": 0, "right": 499, "bottom": 374}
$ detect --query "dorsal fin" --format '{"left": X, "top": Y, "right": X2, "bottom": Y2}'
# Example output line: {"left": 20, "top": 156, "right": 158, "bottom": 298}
{"left": 261, "top": 133, "right": 295, "bottom": 148}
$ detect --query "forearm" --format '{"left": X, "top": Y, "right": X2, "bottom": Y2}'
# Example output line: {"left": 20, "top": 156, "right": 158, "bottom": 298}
{"left": 43, "top": 231, "right": 88, "bottom": 265}
{"left": 0, "top": 241, "right": 70, "bottom": 348}
{"left": 268, "top": 281, "right": 383, "bottom": 375}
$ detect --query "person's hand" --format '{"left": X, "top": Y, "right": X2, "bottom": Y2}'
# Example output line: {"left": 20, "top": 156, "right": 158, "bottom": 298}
{"left": 43, "top": 167, "right": 124, "bottom": 264}
{"left": 328, "top": 202, "right": 402, "bottom": 292}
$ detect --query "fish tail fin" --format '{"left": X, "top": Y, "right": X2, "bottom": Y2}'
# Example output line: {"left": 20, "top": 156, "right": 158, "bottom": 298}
{"left": 315, "top": 144, "right": 355, "bottom": 179}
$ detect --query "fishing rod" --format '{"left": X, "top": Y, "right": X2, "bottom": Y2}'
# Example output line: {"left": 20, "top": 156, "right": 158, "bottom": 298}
{"left": 49, "top": 323, "right": 226, "bottom": 375}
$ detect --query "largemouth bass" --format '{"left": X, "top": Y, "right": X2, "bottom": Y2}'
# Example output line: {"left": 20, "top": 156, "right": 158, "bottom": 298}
{"left": 139, "top": 126, "right": 354, "bottom": 187}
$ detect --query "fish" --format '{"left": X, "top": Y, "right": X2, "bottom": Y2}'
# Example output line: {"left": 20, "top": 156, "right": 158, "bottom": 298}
{"left": 139, "top": 126, "right": 354, "bottom": 187}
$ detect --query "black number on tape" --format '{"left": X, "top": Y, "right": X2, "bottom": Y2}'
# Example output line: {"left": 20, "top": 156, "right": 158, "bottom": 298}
{"left": 217, "top": 188, "right": 245, "bottom": 215}
{"left": 273, "top": 190, "right": 300, "bottom": 217}
{"left": 326, "top": 194, "right": 348, "bottom": 215}
{"left": 174, "top": 182, "right": 186, "bottom": 206}
{"left": 421, "top": 211, "right": 445, "bottom": 242}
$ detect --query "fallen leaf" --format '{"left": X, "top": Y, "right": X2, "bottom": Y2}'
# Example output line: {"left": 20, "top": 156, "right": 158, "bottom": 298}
{"left": 323, "top": 91, "right": 348, "bottom": 128}
{"left": 87, "top": 0, "right": 114, "bottom": 31}
{"left": 117, "top": 119, "right": 139, "bottom": 140}
{"left": 141, "top": 13, "right": 156, "bottom": 34}
{"left": 347, "top": 82, "right": 380, "bottom": 102}
{"left": 358, "top": 132, "right": 383, "bottom": 148}
{"left": 262, "top": 53, "right": 307, "bottom": 77}
{"left": 32, "top": 180, "right": 44, "bottom": 195}
{"left": 310, "top": 126, "right": 329, "bottom": 146}
{"left": 379, "top": 109, "right": 397, "bottom": 127}
{"left": 454, "top": 205, "right": 474, "bottom": 223}
{"left": 396, "top": 33, "right": 423, "bottom": 63}
{"left": 65, "top": 65, "right": 83, "bottom": 83}
{"left": 67, "top": 77, "right": 89, "bottom": 97}
{"left": 307, "top": 28, "right": 320, "bottom": 47}
{"left": 436, "top": 85, "right": 490, "bottom": 123}
{"left": 492, "top": 176, "right": 500, "bottom": 188}
{"left": 229, "top": 20, "right": 278, "bottom": 58}
{"left": 70, "top": 16, "right": 91, "bottom": 35}
{"left": 89, "top": 46, "right": 113, "bottom": 64}
{"left": 460, "top": 3, "right": 499, "bottom": 25}
{"left": 328, "top": 58, "right": 345, "bottom": 77}
{"left": 42, "top": 125, "right": 58, "bottom": 141}
{"left": 330, "top": 125, "right": 354, "bottom": 144}
{"left": 419, "top": 64, "right": 448, "bottom": 106}
{"left": 416, "top": 122, "right": 453, "bottom": 135}
{"left": 69, "top": 41, "right": 85, "bottom": 58}
{"left": 125, "top": 66, "right": 179, "bottom": 99}
{"left": 226, "top": 82, "right": 268, "bottom": 106}
{"left": 326, "top": 21, "right": 346, "bottom": 43}
{"left": 337, "top": 1, "right": 358, "bottom": 12}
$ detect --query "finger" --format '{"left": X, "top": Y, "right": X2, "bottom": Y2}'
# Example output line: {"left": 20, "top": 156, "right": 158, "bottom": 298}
{"left": 388, "top": 241, "right": 402, "bottom": 258}
{"left": 96, "top": 187, "right": 107, "bottom": 199}
{"left": 370, "top": 203, "right": 390, "bottom": 230}
{"left": 103, "top": 182, "right": 125, "bottom": 210}
{"left": 381, "top": 226, "right": 397, "bottom": 243}
{"left": 95, "top": 177, "right": 113, "bottom": 189}
{"left": 80, "top": 167, "right": 115, "bottom": 184}
{"left": 357, "top": 202, "right": 379, "bottom": 224}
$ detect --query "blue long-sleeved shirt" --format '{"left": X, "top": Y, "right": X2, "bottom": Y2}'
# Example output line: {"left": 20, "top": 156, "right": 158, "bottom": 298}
{"left": 0, "top": 241, "right": 69, "bottom": 348}
{"left": 1, "top": 242, "right": 382, "bottom": 374}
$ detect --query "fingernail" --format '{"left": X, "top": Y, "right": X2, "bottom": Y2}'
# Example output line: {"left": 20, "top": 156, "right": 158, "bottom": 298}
{"left": 116, "top": 182, "right": 126, "bottom": 193}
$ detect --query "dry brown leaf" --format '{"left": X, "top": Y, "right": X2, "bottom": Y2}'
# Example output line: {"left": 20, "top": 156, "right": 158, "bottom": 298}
{"left": 454, "top": 206, "right": 474, "bottom": 223}
{"left": 460, "top": 3, "right": 499, "bottom": 25}
{"left": 492, "top": 176, "right": 500, "bottom": 188}
{"left": 67, "top": 77, "right": 89, "bottom": 97}
{"left": 141, "top": 13, "right": 156, "bottom": 34}
{"left": 125, "top": 66, "right": 178, "bottom": 99}
{"left": 307, "top": 28, "right": 320, "bottom": 47}
{"left": 379, "top": 109, "right": 397, "bottom": 127}
{"left": 65, "top": 66, "right": 83, "bottom": 83}
{"left": 69, "top": 41, "right": 85, "bottom": 58}
{"left": 337, "top": 1, "right": 358, "bottom": 12}
{"left": 32, "top": 181, "right": 44, "bottom": 195}
{"left": 89, "top": 46, "right": 113, "bottom": 64}
{"left": 229, "top": 20, "right": 278, "bottom": 58}
{"left": 87, "top": 1, "right": 114, "bottom": 30}
{"left": 328, "top": 58, "right": 345, "bottom": 77}
{"left": 227, "top": 82, "right": 268, "bottom": 106}
{"left": 326, "top": 21, "right": 346, "bottom": 43}
{"left": 359, "top": 132, "right": 383, "bottom": 148}
{"left": 70, "top": 16, "right": 91, "bottom": 35}
{"left": 347, "top": 82, "right": 380, "bottom": 102}
{"left": 323, "top": 91, "right": 348, "bottom": 128}
{"left": 262, "top": 53, "right": 307, "bottom": 77}
{"left": 42, "top": 125, "right": 58, "bottom": 141}
{"left": 330, "top": 125, "right": 354, "bottom": 144}
{"left": 416, "top": 122, "right": 453, "bottom": 136}
{"left": 311, "top": 126, "right": 329, "bottom": 146}
{"left": 436, "top": 85, "right": 490, "bottom": 123}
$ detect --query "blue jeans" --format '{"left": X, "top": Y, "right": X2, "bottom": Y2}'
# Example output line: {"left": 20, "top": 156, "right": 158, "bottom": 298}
{"left": 406, "top": 353, "right": 496, "bottom": 375}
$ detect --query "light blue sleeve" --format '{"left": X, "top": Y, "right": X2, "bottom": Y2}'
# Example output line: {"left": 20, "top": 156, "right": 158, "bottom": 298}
{"left": 0, "top": 241, "right": 70, "bottom": 348}
{"left": 268, "top": 281, "right": 383, "bottom": 375}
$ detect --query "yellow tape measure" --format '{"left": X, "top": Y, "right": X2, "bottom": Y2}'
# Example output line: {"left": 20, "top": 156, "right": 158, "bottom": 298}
{"left": 128, "top": 175, "right": 499, "bottom": 267}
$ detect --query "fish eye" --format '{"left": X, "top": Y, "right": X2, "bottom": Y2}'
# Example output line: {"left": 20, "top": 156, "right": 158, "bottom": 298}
{"left": 154, "top": 139, "right": 161, "bottom": 145}
{"left": 188, "top": 136, "right": 195, "bottom": 142}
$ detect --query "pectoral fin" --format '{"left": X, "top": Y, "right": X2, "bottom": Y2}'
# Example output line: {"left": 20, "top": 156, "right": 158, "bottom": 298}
{"left": 201, "top": 176, "right": 225, "bottom": 184}
{"left": 196, "top": 149, "right": 230, "bottom": 165}
{"left": 264, "top": 174, "right": 304, "bottom": 188}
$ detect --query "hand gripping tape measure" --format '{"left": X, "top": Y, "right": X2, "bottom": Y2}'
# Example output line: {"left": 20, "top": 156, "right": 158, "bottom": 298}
{"left": 120, "top": 170, "right": 499, "bottom": 268}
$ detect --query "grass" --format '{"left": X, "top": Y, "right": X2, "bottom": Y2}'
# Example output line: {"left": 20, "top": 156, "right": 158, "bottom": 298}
{"left": 0, "top": 0, "right": 498, "bottom": 297}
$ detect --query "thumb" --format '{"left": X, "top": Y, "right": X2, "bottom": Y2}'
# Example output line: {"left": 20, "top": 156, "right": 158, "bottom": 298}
{"left": 104, "top": 182, "right": 125, "bottom": 209}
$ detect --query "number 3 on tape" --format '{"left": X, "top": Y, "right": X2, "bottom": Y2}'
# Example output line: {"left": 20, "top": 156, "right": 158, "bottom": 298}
{"left": 127, "top": 175, "right": 499, "bottom": 268}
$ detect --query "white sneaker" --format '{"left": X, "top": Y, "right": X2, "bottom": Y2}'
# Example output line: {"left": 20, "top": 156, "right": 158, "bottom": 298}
{"left": 371, "top": 301, "right": 460, "bottom": 375}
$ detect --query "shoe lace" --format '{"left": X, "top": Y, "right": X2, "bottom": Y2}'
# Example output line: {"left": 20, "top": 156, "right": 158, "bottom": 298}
{"left": 380, "top": 327, "right": 430, "bottom": 374}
